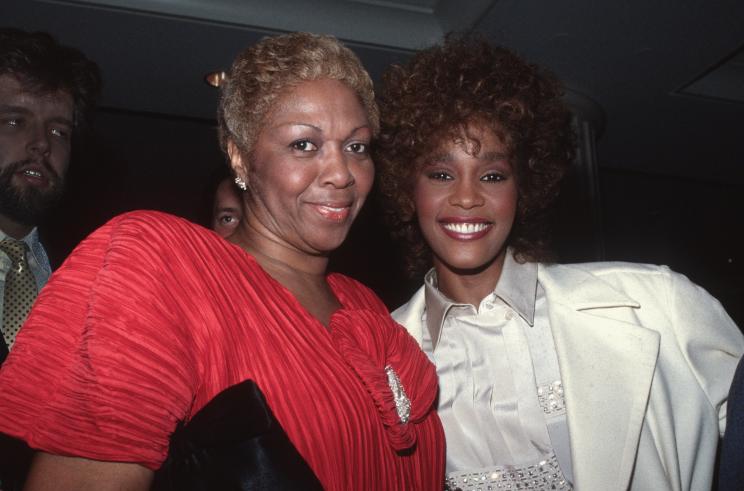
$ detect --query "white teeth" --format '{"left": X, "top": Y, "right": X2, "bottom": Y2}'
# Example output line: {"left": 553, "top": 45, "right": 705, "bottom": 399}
{"left": 23, "top": 170, "right": 42, "bottom": 178}
{"left": 443, "top": 222, "right": 489, "bottom": 234}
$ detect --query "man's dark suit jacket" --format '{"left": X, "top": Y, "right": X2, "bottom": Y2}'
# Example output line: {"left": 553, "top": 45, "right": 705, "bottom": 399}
{"left": 719, "top": 355, "right": 744, "bottom": 490}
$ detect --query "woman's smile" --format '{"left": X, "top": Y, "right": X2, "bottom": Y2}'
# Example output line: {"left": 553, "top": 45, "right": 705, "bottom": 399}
{"left": 439, "top": 217, "right": 493, "bottom": 240}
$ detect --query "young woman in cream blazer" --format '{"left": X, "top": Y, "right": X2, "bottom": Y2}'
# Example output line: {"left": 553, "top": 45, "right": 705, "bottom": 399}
{"left": 376, "top": 34, "right": 744, "bottom": 491}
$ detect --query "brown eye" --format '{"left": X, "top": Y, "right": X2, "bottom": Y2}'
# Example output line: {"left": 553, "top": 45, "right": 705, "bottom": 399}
{"left": 51, "top": 127, "right": 71, "bottom": 140}
{"left": 427, "top": 171, "right": 452, "bottom": 181}
{"left": 481, "top": 172, "right": 506, "bottom": 182}
{"left": 290, "top": 140, "right": 318, "bottom": 152}
{"left": 346, "top": 142, "right": 369, "bottom": 154}
{"left": 219, "top": 214, "right": 238, "bottom": 225}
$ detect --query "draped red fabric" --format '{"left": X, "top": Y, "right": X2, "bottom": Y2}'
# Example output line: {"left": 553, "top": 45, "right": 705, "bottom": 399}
{"left": 0, "top": 211, "right": 445, "bottom": 490}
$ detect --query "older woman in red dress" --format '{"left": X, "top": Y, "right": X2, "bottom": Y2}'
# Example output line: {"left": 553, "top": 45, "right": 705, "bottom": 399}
{"left": 0, "top": 33, "right": 445, "bottom": 490}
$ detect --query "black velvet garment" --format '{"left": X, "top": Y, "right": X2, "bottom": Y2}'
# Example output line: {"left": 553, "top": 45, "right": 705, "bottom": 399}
{"left": 0, "top": 341, "right": 8, "bottom": 366}
{"left": 0, "top": 432, "right": 33, "bottom": 491}
{"left": 152, "top": 379, "right": 324, "bottom": 490}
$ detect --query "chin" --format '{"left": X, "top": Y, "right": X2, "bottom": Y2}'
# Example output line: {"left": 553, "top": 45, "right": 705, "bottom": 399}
{"left": 307, "top": 236, "right": 348, "bottom": 256}
{"left": 443, "top": 263, "right": 492, "bottom": 276}
{"left": 435, "top": 250, "right": 507, "bottom": 276}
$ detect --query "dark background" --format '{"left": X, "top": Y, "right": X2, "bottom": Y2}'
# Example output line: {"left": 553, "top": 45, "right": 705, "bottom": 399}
{"left": 3, "top": 0, "right": 743, "bottom": 327}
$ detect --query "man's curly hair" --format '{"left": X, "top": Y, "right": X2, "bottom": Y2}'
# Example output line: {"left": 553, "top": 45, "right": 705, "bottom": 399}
{"left": 0, "top": 28, "right": 101, "bottom": 130}
{"left": 376, "top": 34, "right": 576, "bottom": 278}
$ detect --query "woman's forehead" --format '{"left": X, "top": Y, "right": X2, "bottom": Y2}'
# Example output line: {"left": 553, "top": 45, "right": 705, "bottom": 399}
{"left": 418, "top": 122, "right": 510, "bottom": 162}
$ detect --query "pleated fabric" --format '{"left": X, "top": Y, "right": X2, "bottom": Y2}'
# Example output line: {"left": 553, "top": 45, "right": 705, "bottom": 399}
{"left": 0, "top": 211, "right": 445, "bottom": 490}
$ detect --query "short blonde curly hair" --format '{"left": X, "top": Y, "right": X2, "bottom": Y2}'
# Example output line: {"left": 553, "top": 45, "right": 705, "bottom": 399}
{"left": 218, "top": 32, "right": 379, "bottom": 158}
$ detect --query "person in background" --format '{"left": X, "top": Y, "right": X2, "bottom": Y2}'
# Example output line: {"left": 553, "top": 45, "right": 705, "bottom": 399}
{"left": 0, "top": 32, "right": 444, "bottom": 490}
{"left": 0, "top": 28, "right": 100, "bottom": 363}
{"left": 0, "top": 28, "right": 100, "bottom": 491}
{"left": 376, "top": 34, "right": 744, "bottom": 491}
{"left": 210, "top": 168, "right": 243, "bottom": 238}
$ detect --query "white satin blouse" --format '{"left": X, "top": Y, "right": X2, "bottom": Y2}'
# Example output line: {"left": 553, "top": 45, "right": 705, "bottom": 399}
{"left": 423, "top": 255, "right": 574, "bottom": 488}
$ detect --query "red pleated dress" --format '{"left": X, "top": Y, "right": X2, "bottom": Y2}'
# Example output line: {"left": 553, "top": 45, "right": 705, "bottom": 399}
{"left": 0, "top": 211, "right": 445, "bottom": 490}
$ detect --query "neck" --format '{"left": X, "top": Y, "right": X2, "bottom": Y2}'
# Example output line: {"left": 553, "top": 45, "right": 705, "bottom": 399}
{"left": 230, "top": 222, "right": 329, "bottom": 281}
{"left": 433, "top": 251, "right": 508, "bottom": 306}
{"left": 0, "top": 214, "right": 33, "bottom": 240}
{"left": 230, "top": 223, "right": 340, "bottom": 328}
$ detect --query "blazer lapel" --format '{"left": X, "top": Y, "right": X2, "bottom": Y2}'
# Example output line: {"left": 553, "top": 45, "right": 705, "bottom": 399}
{"left": 541, "top": 264, "right": 660, "bottom": 490}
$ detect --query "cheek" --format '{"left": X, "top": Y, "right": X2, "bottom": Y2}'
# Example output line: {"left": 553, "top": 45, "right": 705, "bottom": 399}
{"left": 50, "top": 141, "right": 71, "bottom": 169}
{"left": 257, "top": 164, "right": 309, "bottom": 199}
{"left": 413, "top": 182, "right": 443, "bottom": 223}
{"left": 492, "top": 184, "right": 519, "bottom": 219}
{"left": 412, "top": 185, "right": 428, "bottom": 221}
{"left": 0, "top": 136, "right": 23, "bottom": 160}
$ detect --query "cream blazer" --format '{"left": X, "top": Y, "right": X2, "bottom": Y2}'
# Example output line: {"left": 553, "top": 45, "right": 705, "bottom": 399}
{"left": 393, "top": 262, "right": 744, "bottom": 491}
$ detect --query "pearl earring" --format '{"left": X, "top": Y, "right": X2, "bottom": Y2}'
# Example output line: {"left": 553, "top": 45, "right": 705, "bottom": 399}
{"left": 234, "top": 177, "right": 247, "bottom": 191}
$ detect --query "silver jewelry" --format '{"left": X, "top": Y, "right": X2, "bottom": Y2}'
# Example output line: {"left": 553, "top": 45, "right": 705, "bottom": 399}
{"left": 234, "top": 176, "right": 247, "bottom": 191}
{"left": 385, "top": 365, "right": 411, "bottom": 424}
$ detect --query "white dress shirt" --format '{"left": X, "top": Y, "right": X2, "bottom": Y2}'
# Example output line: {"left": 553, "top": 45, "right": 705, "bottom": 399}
{"left": 423, "top": 255, "right": 573, "bottom": 490}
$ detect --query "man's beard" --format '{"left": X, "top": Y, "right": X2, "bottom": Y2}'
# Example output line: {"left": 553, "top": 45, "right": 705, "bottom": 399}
{"left": 0, "top": 159, "right": 65, "bottom": 227}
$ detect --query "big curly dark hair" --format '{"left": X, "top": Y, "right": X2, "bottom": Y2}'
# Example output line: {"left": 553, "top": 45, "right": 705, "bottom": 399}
{"left": 376, "top": 34, "right": 576, "bottom": 278}
{"left": 0, "top": 28, "right": 102, "bottom": 129}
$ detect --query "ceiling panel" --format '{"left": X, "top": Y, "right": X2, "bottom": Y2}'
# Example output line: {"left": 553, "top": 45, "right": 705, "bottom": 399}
{"left": 679, "top": 46, "right": 744, "bottom": 104}
{"left": 49, "top": 0, "right": 442, "bottom": 50}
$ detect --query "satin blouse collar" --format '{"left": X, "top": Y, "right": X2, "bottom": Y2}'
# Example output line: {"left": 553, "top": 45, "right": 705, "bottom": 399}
{"left": 424, "top": 251, "right": 538, "bottom": 348}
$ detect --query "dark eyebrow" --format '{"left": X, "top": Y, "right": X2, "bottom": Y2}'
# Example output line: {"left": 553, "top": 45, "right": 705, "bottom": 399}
{"left": 278, "top": 122, "right": 322, "bottom": 132}
{"left": 480, "top": 151, "right": 509, "bottom": 162}
{"left": 419, "top": 149, "right": 509, "bottom": 168}
{"left": 423, "top": 152, "right": 453, "bottom": 165}
{"left": 49, "top": 116, "right": 74, "bottom": 128}
{"left": 275, "top": 122, "right": 372, "bottom": 137}
{"left": 0, "top": 104, "right": 31, "bottom": 114}
{"left": 348, "top": 124, "right": 372, "bottom": 135}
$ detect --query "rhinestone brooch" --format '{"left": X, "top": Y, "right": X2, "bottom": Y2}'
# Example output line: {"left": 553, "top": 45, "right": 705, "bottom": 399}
{"left": 385, "top": 365, "right": 411, "bottom": 424}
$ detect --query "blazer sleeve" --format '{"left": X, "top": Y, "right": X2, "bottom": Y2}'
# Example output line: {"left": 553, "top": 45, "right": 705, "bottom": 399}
{"left": 665, "top": 267, "right": 744, "bottom": 435}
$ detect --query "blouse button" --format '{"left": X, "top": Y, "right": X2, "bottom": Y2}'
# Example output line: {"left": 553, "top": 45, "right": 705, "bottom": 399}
{"left": 505, "top": 310, "right": 514, "bottom": 320}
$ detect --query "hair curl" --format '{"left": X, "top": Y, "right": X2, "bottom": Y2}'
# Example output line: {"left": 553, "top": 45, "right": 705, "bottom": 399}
{"left": 0, "top": 28, "right": 102, "bottom": 129}
{"left": 376, "top": 34, "right": 575, "bottom": 277}
{"left": 217, "top": 32, "right": 379, "bottom": 159}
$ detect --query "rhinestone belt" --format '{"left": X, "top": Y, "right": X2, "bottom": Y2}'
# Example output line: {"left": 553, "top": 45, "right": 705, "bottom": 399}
{"left": 445, "top": 452, "right": 572, "bottom": 491}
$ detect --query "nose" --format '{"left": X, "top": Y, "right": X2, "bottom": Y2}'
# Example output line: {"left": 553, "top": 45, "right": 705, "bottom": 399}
{"left": 449, "top": 178, "right": 484, "bottom": 209}
{"left": 321, "top": 145, "right": 355, "bottom": 189}
{"left": 26, "top": 123, "right": 51, "bottom": 157}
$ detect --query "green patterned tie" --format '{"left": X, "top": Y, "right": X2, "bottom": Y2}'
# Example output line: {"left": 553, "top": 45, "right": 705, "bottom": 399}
{"left": 0, "top": 238, "right": 38, "bottom": 349}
